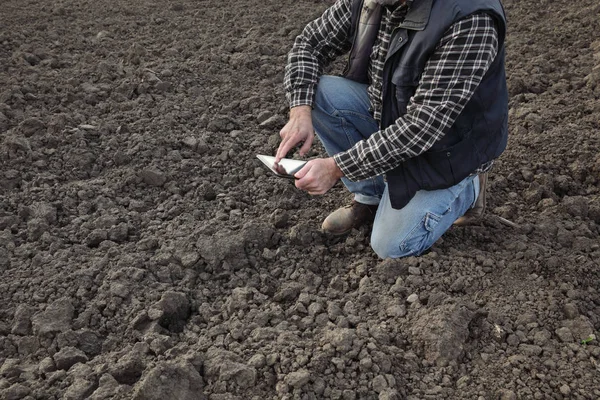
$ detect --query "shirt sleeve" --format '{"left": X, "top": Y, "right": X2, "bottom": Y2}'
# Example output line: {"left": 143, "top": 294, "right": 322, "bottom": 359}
{"left": 284, "top": 0, "right": 354, "bottom": 108}
{"left": 334, "top": 13, "right": 500, "bottom": 181}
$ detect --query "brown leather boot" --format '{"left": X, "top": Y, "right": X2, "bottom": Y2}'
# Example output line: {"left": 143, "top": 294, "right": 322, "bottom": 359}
{"left": 321, "top": 201, "right": 379, "bottom": 235}
{"left": 454, "top": 172, "right": 488, "bottom": 226}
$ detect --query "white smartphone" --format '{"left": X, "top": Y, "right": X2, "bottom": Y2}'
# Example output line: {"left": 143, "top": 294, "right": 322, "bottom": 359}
{"left": 256, "top": 154, "right": 307, "bottom": 179}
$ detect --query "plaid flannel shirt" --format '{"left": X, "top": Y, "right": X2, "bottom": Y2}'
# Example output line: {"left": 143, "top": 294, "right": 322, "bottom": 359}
{"left": 284, "top": 0, "right": 499, "bottom": 181}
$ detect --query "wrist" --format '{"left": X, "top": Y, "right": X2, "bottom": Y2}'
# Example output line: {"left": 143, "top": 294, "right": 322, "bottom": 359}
{"left": 290, "top": 105, "right": 312, "bottom": 119}
{"left": 328, "top": 157, "right": 344, "bottom": 179}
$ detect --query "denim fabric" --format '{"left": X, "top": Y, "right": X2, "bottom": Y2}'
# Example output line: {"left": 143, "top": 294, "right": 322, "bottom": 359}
{"left": 312, "top": 75, "right": 385, "bottom": 206}
{"left": 312, "top": 75, "right": 479, "bottom": 258}
{"left": 370, "top": 175, "right": 478, "bottom": 258}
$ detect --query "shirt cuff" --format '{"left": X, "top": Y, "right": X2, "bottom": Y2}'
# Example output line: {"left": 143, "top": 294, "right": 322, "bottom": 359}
{"left": 286, "top": 87, "right": 316, "bottom": 109}
{"left": 333, "top": 151, "right": 361, "bottom": 182}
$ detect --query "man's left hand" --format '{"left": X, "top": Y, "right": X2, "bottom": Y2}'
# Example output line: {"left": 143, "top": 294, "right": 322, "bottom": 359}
{"left": 294, "top": 157, "right": 343, "bottom": 195}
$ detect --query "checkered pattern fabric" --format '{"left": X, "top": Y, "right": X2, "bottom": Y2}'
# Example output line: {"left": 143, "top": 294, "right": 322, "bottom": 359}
{"left": 284, "top": 0, "right": 499, "bottom": 181}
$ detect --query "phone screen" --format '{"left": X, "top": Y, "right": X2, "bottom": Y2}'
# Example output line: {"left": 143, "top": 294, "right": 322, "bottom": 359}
{"left": 256, "top": 155, "right": 307, "bottom": 179}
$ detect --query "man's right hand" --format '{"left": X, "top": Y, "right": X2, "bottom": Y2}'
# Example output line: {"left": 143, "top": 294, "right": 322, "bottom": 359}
{"left": 275, "top": 105, "right": 315, "bottom": 163}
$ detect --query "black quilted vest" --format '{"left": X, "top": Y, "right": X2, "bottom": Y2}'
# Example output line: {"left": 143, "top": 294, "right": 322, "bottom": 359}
{"left": 344, "top": 0, "right": 508, "bottom": 209}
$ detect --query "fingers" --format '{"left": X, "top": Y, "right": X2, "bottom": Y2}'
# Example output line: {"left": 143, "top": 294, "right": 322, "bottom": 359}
{"left": 298, "top": 135, "right": 314, "bottom": 157}
{"left": 275, "top": 110, "right": 314, "bottom": 162}
{"left": 294, "top": 158, "right": 339, "bottom": 196}
{"left": 294, "top": 162, "right": 311, "bottom": 179}
{"left": 275, "top": 136, "right": 295, "bottom": 162}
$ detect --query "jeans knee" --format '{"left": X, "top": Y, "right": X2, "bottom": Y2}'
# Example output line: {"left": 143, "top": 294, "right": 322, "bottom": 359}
{"left": 371, "top": 230, "right": 433, "bottom": 259}
{"left": 371, "top": 232, "right": 401, "bottom": 259}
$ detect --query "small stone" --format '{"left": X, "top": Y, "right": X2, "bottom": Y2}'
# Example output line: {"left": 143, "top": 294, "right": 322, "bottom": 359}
{"left": 406, "top": 294, "right": 419, "bottom": 304}
{"left": 285, "top": 369, "right": 310, "bottom": 389}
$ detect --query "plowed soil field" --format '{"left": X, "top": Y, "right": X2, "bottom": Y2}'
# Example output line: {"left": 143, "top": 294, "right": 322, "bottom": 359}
{"left": 1, "top": 0, "right": 600, "bottom": 399}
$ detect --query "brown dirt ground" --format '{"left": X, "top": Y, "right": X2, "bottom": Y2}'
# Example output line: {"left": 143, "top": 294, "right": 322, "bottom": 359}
{"left": 1, "top": 0, "right": 600, "bottom": 399}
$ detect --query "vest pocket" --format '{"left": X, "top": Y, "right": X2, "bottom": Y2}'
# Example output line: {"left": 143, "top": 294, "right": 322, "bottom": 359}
{"left": 420, "top": 135, "right": 480, "bottom": 190}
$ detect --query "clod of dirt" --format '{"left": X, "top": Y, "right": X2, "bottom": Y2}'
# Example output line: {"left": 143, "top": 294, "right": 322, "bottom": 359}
{"left": 203, "top": 347, "right": 257, "bottom": 390}
{"left": 109, "top": 343, "right": 148, "bottom": 384}
{"left": 11, "top": 305, "right": 34, "bottom": 335}
{"left": 18, "top": 117, "right": 45, "bottom": 137}
{"left": 562, "top": 195, "right": 589, "bottom": 218}
{"left": 132, "top": 361, "right": 205, "bottom": 400}
{"left": 2, "top": 383, "right": 31, "bottom": 400}
{"left": 259, "top": 115, "right": 286, "bottom": 129}
{"left": 63, "top": 377, "right": 97, "bottom": 400}
{"left": 31, "top": 298, "right": 74, "bottom": 336}
{"left": 140, "top": 168, "right": 167, "bottom": 187}
{"left": 284, "top": 369, "right": 311, "bottom": 389}
{"left": 88, "top": 373, "right": 128, "bottom": 400}
{"left": 53, "top": 346, "right": 88, "bottom": 371}
{"left": 196, "top": 233, "right": 248, "bottom": 270}
{"left": 148, "top": 291, "right": 190, "bottom": 333}
{"left": 410, "top": 304, "right": 476, "bottom": 367}
{"left": 0, "top": 358, "right": 23, "bottom": 379}
{"left": 2, "top": 0, "right": 600, "bottom": 398}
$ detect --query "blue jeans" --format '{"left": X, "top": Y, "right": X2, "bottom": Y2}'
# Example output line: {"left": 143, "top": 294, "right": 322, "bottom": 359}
{"left": 313, "top": 75, "right": 479, "bottom": 258}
